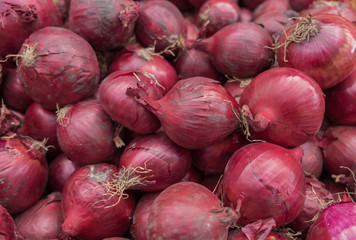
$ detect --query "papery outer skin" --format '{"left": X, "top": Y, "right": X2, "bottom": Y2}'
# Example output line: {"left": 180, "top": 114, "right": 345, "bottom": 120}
{"left": 277, "top": 14, "right": 356, "bottom": 90}
{"left": 239, "top": 67, "right": 325, "bottom": 148}
{"left": 119, "top": 132, "right": 192, "bottom": 191}
{"left": 15, "top": 192, "right": 63, "bottom": 239}
{"left": 222, "top": 142, "right": 306, "bottom": 227}
{"left": 252, "top": 0, "right": 291, "bottom": 20}
{"left": 306, "top": 202, "right": 356, "bottom": 239}
{"left": 68, "top": 0, "right": 139, "bottom": 50}
{"left": 57, "top": 100, "right": 116, "bottom": 165}
{"left": 0, "top": 204, "right": 23, "bottom": 240}
{"left": 61, "top": 164, "right": 136, "bottom": 240}
{"left": 0, "top": 136, "right": 48, "bottom": 215}
{"left": 18, "top": 26, "right": 100, "bottom": 110}
{"left": 299, "top": 138, "right": 323, "bottom": 178}
{"left": 147, "top": 182, "right": 235, "bottom": 240}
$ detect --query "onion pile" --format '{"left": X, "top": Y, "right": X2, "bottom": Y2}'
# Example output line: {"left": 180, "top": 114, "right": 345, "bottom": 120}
{"left": 0, "top": 204, "right": 23, "bottom": 240}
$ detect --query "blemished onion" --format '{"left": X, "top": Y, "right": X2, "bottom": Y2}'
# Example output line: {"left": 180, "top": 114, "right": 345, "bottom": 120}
{"left": 147, "top": 182, "right": 237, "bottom": 239}
{"left": 99, "top": 70, "right": 165, "bottom": 134}
{"left": 0, "top": 0, "right": 62, "bottom": 56}
{"left": 48, "top": 153, "right": 80, "bottom": 192}
{"left": 196, "top": 22, "right": 273, "bottom": 78}
{"left": 240, "top": 8, "right": 253, "bottom": 22}
{"left": 197, "top": 0, "right": 240, "bottom": 38}
{"left": 239, "top": 67, "right": 325, "bottom": 148}
{"left": 192, "top": 133, "right": 246, "bottom": 175}
{"left": 130, "top": 192, "right": 160, "bottom": 240}
{"left": 0, "top": 102, "right": 23, "bottom": 136}
{"left": 126, "top": 77, "right": 240, "bottom": 149}
{"left": 15, "top": 192, "right": 63, "bottom": 239}
{"left": 252, "top": 0, "right": 291, "bottom": 20}
{"left": 0, "top": 135, "right": 48, "bottom": 215}
{"left": 325, "top": 70, "right": 356, "bottom": 125}
{"left": 135, "top": 1, "right": 186, "bottom": 53}
{"left": 14, "top": 26, "right": 100, "bottom": 110}
{"left": 300, "top": 138, "right": 323, "bottom": 178}
{"left": 61, "top": 163, "right": 136, "bottom": 240}
{"left": 68, "top": 0, "right": 139, "bottom": 50}
{"left": 228, "top": 230, "right": 291, "bottom": 240}
{"left": 118, "top": 132, "right": 192, "bottom": 191}
{"left": 184, "top": 19, "right": 199, "bottom": 49}
{"left": 180, "top": 165, "right": 204, "bottom": 183}
{"left": 223, "top": 78, "right": 251, "bottom": 103}
{"left": 0, "top": 204, "right": 23, "bottom": 240}
{"left": 109, "top": 44, "right": 178, "bottom": 92}
{"left": 276, "top": 14, "right": 356, "bottom": 90}
{"left": 56, "top": 99, "right": 118, "bottom": 165}
{"left": 1, "top": 68, "right": 33, "bottom": 112}
{"left": 289, "top": 0, "right": 315, "bottom": 12}
{"left": 222, "top": 142, "right": 306, "bottom": 227}
{"left": 174, "top": 48, "right": 223, "bottom": 81}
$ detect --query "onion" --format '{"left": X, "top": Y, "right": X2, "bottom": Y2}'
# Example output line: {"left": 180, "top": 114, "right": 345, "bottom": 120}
{"left": 197, "top": 0, "right": 240, "bottom": 38}
{"left": 180, "top": 165, "right": 204, "bottom": 183}
{"left": 0, "top": 204, "right": 23, "bottom": 240}
{"left": 300, "top": 138, "right": 324, "bottom": 178}
{"left": 325, "top": 70, "right": 356, "bottom": 125}
{"left": 1, "top": 68, "right": 33, "bottom": 112}
{"left": 53, "top": 0, "right": 70, "bottom": 22}
{"left": 240, "top": 8, "right": 253, "bottom": 22}
{"left": 0, "top": 135, "right": 48, "bottom": 215}
{"left": 15, "top": 192, "right": 63, "bottom": 239}
{"left": 109, "top": 44, "right": 178, "bottom": 92}
{"left": 147, "top": 182, "right": 237, "bottom": 239}
{"left": 290, "top": 0, "right": 315, "bottom": 12}
{"left": 127, "top": 77, "right": 240, "bottom": 149}
{"left": 321, "top": 176, "right": 347, "bottom": 201}
{"left": 241, "top": 0, "right": 266, "bottom": 11}
{"left": 61, "top": 163, "right": 136, "bottom": 239}
{"left": 48, "top": 153, "right": 80, "bottom": 192}
{"left": 196, "top": 22, "right": 273, "bottom": 78}
{"left": 222, "top": 142, "right": 306, "bottom": 227}
{"left": 276, "top": 14, "right": 356, "bottom": 90}
{"left": 228, "top": 230, "right": 292, "bottom": 240}
{"left": 0, "top": 0, "right": 62, "bottom": 56}
{"left": 223, "top": 78, "right": 251, "bottom": 103}
{"left": 57, "top": 99, "right": 118, "bottom": 165}
{"left": 239, "top": 67, "right": 325, "bottom": 147}
{"left": 118, "top": 132, "right": 192, "bottom": 191}
{"left": 169, "top": 0, "right": 194, "bottom": 11}
{"left": 192, "top": 133, "right": 246, "bottom": 175}
{"left": 99, "top": 70, "right": 165, "bottom": 134}
{"left": 174, "top": 48, "right": 223, "bottom": 81}
{"left": 252, "top": 0, "right": 291, "bottom": 20}
{"left": 135, "top": 1, "right": 186, "bottom": 54}
{"left": 0, "top": 102, "right": 23, "bottom": 136}
{"left": 184, "top": 19, "right": 199, "bottom": 49}
{"left": 201, "top": 174, "right": 222, "bottom": 198}
{"left": 131, "top": 192, "right": 160, "bottom": 240}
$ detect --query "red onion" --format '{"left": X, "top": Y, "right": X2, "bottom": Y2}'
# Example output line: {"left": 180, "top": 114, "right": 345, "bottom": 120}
{"left": 180, "top": 165, "right": 204, "bottom": 183}
{"left": 240, "top": 8, "right": 253, "bottom": 22}
{"left": 119, "top": 132, "right": 192, "bottom": 191}
{"left": 1, "top": 68, "right": 33, "bottom": 112}
{"left": 321, "top": 177, "right": 347, "bottom": 201}
{"left": 61, "top": 163, "right": 136, "bottom": 239}
{"left": 68, "top": 0, "right": 139, "bottom": 50}
{"left": 201, "top": 174, "right": 222, "bottom": 198}
{"left": 239, "top": 67, "right": 325, "bottom": 147}
{"left": 196, "top": 22, "right": 273, "bottom": 78}
{"left": 174, "top": 48, "right": 223, "bottom": 81}
{"left": 197, "top": 0, "right": 240, "bottom": 37}
{"left": 188, "top": 0, "right": 208, "bottom": 8}
{"left": 0, "top": 135, "right": 48, "bottom": 215}
{"left": 306, "top": 201, "right": 356, "bottom": 239}
{"left": 0, "top": 204, "right": 23, "bottom": 240}
{"left": 169, "top": 0, "right": 194, "bottom": 11}
{"left": 99, "top": 70, "right": 165, "bottom": 134}
{"left": 0, "top": 102, "right": 23, "bottom": 136}
{"left": 15, "top": 26, "right": 100, "bottom": 110}
{"left": 147, "top": 182, "right": 237, "bottom": 239}
{"left": 127, "top": 77, "right": 240, "bottom": 149}
{"left": 192, "top": 133, "right": 246, "bottom": 175}
{"left": 223, "top": 78, "right": 251, "bottom": 103}
{"left": 57, "top": 99, "right": 118, "bottom": 165}
{"left": 290, "top": 0, "right": 315, "bottom": 11}
{"left": 135, "top": 1, "right": 187, "bottom": 53}
{"left": 300, "top": 138, "right": 324, "bottom": 178}
{"left": 325, "top": 70, "right": 356, "bottom": 125}
{"left": 0, "top": 0, "right": 62, "bottom": 56}
{"left": 252, "top": 0, "right": 291, "bottom": 20}
{"left": 48, "top": 153, "right": 80, "bottom": 192}
{"left": 277, "top": 14, "right": 356, "bottom": 90}
{"left": 109, "top": 44, "right": 178, "bottom": 92}
{"left": 131, "top": 192, "right": 159, "bottom": 240}
{"left": 15, "top": 192, "right": 63, "bottom": 239}
{"left": 228, "top": 230, "right": 292, "bottom": 240}
{"left": 222, "top": 142, "right": 306, "bottom": 227}
{"left": 184, "top": 19, "right": 199, "bottom": 49}
{"left": 53, "top": 0, "right": 70, "bottom": 22}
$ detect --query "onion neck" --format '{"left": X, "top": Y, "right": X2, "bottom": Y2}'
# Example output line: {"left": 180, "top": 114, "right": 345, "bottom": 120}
{"left": 241, "top": 105, "right": 270, "bottom": 133}
{"left": 194, "top": 37, "right": 214, "bottom": 54}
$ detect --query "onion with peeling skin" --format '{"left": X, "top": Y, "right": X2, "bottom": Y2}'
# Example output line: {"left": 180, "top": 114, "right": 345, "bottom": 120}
{"left": 0, "top": 204, "right": 23, "bottom": 240}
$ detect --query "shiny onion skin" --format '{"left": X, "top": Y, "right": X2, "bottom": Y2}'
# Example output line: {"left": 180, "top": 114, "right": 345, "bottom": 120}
{"left": 222, "top": 142, "right": 306, "bottom": 227}
{"left": 299, "top": 138, "right": 323, "bottom": 178}
{"left": 147, "top": 182, "right": 237, "bottom": 239}
{"left": 61, "top": 164, "right": 136, "bottom": 240}
{"left": 57, "top": 100, "right": 117, "bottom": 165}
{"left": 306, "top": 202, "right": 356, "bottom": 239}
{"left": 0, "top": 135, "right": 48, "bottom": 215}
{"left": 197, "top": 22, "right": 273, "bottom": 78}
{"left": 126, "top": 77, "right": 240, "bottom": 149}
{"left": 119, "top": 132, "right": 192, "bottom": 191}
{"left": 0, "top": 0, "right": 62, "bottom": 56}
{"left": 277, "top": 14, "right": 356, "bottom": 90}
{"left": 99, "top": 70, "right": 165, "bottom": 134}
{"left": 239, "top": 67, "right": 325, "bottom": 148}
{"left": 68, "top": 0, "right": 139, "bottom": 50}
{"left": 325, "top": 70, "right": 356, "bottom": 125}
{"left": 15, "top": 192, "right": 64, "bottom": 239}
{"left": 17, "top": 26, "right": 100, "bottom": 110}
{"left": 252, "top": 0, "right": 291, "bottom": 20}
{"left": 0, "top": 204, "right": 23, "bottom": 240}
